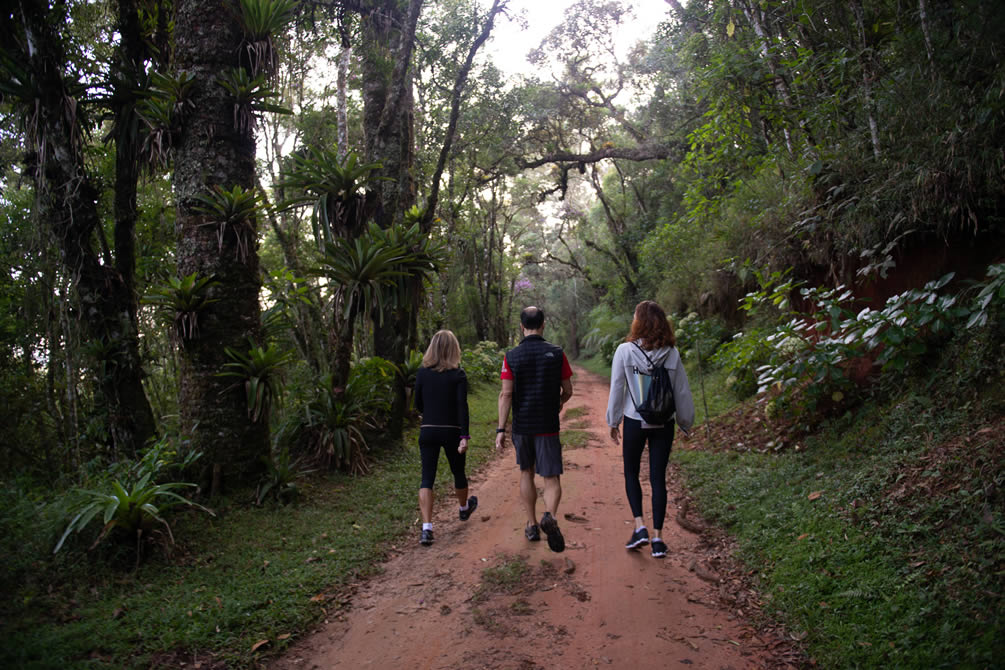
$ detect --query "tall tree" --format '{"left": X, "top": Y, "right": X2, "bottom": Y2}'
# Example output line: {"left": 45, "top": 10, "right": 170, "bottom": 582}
{"left": 5, "top": 0, "right": 156, "bottom": 457}
{"left": 172, "top": 0, "right": 281, "bottom": 494}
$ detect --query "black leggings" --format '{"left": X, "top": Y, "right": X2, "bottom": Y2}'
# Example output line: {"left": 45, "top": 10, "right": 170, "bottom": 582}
{"left": 419, "top": 426, "right": 468, "bottom": 490}
{"left": 622, "top": 417, "right": 674, "bottom": 531}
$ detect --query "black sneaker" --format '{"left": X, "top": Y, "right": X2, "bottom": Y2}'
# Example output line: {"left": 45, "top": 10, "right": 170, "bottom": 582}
{"left": 626, "top": 527, "right": 650, "bottom": 550}
{"left": 539, "top": 512, "right": 565, "bottom": 553}
{"left": 420, "top": 529, "right": 434, "bottom": 546}
{"left": 651, "top": 539, "right": 668, "bottom": 558}
{"left": 524, "top": 523, "right": 541, "bottom": 541}
{"left": 459, "top": 495, "right": 478, "bottom": 521}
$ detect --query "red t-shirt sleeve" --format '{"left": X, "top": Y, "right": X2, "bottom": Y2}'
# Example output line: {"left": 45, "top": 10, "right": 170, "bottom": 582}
{"left": 561, "top": 353, "right": 573, "bottom": 380}
{"left": 500, "top": 354, "right": 513, "bottom": 380}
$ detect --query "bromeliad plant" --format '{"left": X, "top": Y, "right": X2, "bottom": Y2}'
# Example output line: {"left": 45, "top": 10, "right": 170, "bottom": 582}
{"left": 236, "top": 0, "right": 299, "bottom": 78}
{"left": 277, "top": 147, "right": 386, "bottom": 243}
{"left": 142, "top": 272, "right": 220, "bottom": 340}
{"left": 54, "top": 439, "right": 212, "bottom": 559}
{"left": 216, "top": 67, "right": 290, "bottom": 134}
{"left": 191, "top": 184, "right": 261, "bottom": 262}
{"left": 256, "top": 445, "right": 313, "bottom": 505}
{"left": 219, "top": 341, "right": 295, "bottom": 423}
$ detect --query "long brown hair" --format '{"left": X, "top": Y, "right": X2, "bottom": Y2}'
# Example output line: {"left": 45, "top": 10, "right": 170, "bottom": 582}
{"left": 626, "top": 300, "right": 676, "bottom": 350}
{"left": 422, "top": 330, "right": 462, "bottom": 371}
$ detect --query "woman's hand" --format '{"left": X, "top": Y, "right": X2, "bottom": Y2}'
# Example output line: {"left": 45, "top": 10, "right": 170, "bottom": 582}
{"left": 609, "top": 425, "right": 620, "bottom": 445}
{"left": 458, "top": 437, "right": 469, "bottom": 454}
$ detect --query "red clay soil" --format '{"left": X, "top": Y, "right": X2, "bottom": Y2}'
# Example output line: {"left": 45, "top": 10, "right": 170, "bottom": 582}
{"left": 270, "top": 366, "right": 804, "bottom": 670}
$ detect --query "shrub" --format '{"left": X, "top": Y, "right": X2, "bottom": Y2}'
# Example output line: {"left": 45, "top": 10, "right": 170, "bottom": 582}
{"left": 461, "top": 340, "right": 506, "bottom": 384}
{"left": 53, "top": 438, "right": 211, "bottom": 559}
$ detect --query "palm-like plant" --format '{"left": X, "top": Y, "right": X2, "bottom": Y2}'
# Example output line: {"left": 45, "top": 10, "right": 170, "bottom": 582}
{"left": 319, "top": 226, "right": 408, "bottom": 389}
{"left": 142, "top": 272, "right": 220, "bottom": 340}
{"left": 219, "top": 341, "right": 295, "bottom": 423}
{"left": 191, "top": 184, "right": 261, "bottom": 262}
{"left": 236, "top": 0, "right": 299, "bottom": 78}
{"left": 277, "top": 147, "right": 386, "bottom": 243}
{"left": 301, "top": 371, "right": 389, "bottom": 474}
{"left": 54, "top": 440, "right": 213, "bottom": 562}
{"left": 216, "top": 68, "right": 290, "bottom": 134}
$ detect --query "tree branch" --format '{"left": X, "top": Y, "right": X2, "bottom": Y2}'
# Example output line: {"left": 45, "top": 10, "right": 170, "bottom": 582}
{"left": 421, "top": 0, "right": 505, "bottom": 232}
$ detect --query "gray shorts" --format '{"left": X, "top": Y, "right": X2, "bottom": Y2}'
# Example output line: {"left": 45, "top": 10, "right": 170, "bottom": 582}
{"left": 512, "top": 433, "right": 563, "bottom": 477}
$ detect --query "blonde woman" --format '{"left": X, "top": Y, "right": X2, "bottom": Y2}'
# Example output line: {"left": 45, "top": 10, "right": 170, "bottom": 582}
{"left": 413, "top": 330, "right": 478, "bottom": 545}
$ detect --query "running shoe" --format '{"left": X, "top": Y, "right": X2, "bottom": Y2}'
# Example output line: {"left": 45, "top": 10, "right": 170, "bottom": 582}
{"left": 420, "top": 529, "right": 434, "bottom": 546}
{"left": 625, "top": 527, "right": 650, "bottom": 550}
{"left": 651, "top": 539, "right": 668, "bottom": 558}
{"left": 525, "top": 523, "right": 541, "bottom": 541}
{"left": 539, "top": 512, "right": 565, "bottom": 553}
{"left": 459, "top": 495, "right": 478, "bottom": 521}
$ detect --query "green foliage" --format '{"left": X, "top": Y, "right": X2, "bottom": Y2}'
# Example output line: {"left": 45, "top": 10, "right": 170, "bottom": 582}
{"left": 219, "top": 341, "right": 295, "bottom": 423}
{"left": 136, "top": 71, "right": 197, "bottom": 170}
{"left": 298, "top": 359, "right": 396, "bottom": 474}
{"left": 191, "top": 184, "right": 261, "bottom": 261}
{"left": 256, "top": 445, "right": 312, "bottom": 505}
{"left": 674, "top": 311, "right": 729, "bottom": 362}
{"left": 142, "top": 272, "right": 220, "bottom": 340}
{"left": 236, "top": 0, "right": 298, "bottom": 77}
{"left": 722, "top": 264, "right": 1005, "bottom": 421}
{"left": 216, "top": 67, "right": 291, "bottom": 134}
{"left": 710, "top": 328, "right": 775, "bottom": 401}
{"left": 675, "top": 374, "right": 1003, "bottom": 668}
{"left": 460, "top": 340, "right": 505, "bottom": 384}
{"left": 53, "top": 439, "right": 211, "bottom": 555}
{"left": 319, "top": 227, "right": 409, "bottom": 323}
{"left": 582, "top": 303, "right": 628, "bottom": 365}
{"left": 277, "top": 148, "right": 386, "bottom": 245}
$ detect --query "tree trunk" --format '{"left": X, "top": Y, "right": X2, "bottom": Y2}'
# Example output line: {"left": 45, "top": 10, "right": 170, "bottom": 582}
{"left": 173, "top": 0, "right": 266, "bottom": 495}
{"left": 17, "top": 0, "right": 156, "bottom": 458}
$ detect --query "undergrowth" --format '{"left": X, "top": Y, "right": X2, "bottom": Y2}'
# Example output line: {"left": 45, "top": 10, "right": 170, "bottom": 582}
{"left": 675, "top": 322, "right": 1005, "bottom": 668}
{"left": 1, "top": 385, "right": 502, "bottom": 669}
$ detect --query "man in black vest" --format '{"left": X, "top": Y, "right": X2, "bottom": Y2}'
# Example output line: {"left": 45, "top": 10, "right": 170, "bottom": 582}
{"left": 495, "top": 306, "right": 574, "bottom": 552}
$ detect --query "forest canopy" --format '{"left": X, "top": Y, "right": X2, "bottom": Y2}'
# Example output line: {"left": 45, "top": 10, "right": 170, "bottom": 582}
{"left": 1, "top": 0, "right": 1003, "bottom": 495}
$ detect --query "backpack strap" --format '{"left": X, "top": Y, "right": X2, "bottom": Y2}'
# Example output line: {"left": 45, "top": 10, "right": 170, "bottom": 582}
{"left": 632, "top": 341, "right": 670, "bottom": 371}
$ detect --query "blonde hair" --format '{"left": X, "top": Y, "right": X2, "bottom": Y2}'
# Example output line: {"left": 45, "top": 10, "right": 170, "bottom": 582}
{"left": 422, "top": 330, "right": 461, "bottom": 371}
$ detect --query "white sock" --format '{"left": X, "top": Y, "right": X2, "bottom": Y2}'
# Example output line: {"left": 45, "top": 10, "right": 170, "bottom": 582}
{"left": 636, "top": 525, "right": 647, "bottom": 533}
{"left": 422, "top": 522, "right": 433, "bottom": 531}
{"left": 459, "top": 501, "right": 469, "bottom": 511}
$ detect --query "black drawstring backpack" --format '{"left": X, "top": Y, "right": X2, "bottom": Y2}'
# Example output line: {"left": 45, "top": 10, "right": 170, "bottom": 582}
{"left": 627, "top": 341, "right": 676, "bottom": 425}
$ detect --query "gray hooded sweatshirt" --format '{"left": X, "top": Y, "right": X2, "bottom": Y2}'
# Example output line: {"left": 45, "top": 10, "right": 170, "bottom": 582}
{"left": 606, "top": 340, "right": 695, "bottom": 433}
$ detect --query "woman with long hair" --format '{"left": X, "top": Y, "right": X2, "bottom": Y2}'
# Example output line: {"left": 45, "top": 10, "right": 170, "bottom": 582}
{"left": 606, "top": 301, "right": 695, "bottom": 558}
{"left": 413, "top": 330, "right": 478, "bottom": 545}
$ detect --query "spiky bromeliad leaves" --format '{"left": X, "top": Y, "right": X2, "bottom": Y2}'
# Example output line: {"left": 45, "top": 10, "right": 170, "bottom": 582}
{"left": 277, "top": 147, "right": 386, "bottom": 244}
{"left": 54, "top": 440, "right": 213, "bottom": 561}
{"left": 216, "top": 67, "right": 291, "bottom": 135}
{"left": 236, "top": 0, "right": 299, "bottom": 78}
{"left": 135, "top": 71, "right": 197, "bottom": 170}
{"left": 191, "top": 184, "right": 261, "bottom": 262}
{"left": 219, "top": 341, "right": 295, "bottom": 423}
{"left": 142, "top": 272, "right": 220, "bottom": 340}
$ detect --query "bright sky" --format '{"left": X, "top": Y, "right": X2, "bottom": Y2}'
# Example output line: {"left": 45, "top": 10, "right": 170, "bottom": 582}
{"left": 483, "top": 0, "right": 668, "bottom": 77}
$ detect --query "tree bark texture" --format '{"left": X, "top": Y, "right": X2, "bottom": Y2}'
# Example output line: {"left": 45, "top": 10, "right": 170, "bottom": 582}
{"left": 16, "top": 0, "right": 156, "bottom": 457}
{"left": 173, "top": 0, "right": 266, "bottom": 493}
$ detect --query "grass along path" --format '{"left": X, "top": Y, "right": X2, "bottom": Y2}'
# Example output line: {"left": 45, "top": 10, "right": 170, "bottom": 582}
{"left": 3, "top": 384, "right": 502, "bottom": 670}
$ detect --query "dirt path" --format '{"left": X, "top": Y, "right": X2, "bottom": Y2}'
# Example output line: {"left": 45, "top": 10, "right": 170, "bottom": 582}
{"left": 271, "top": 366, "right": 792, "bottom": 670}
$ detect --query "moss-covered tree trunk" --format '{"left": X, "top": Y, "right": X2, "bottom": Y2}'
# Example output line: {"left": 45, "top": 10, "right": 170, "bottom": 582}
{"left": 173, "top": 0, "right": 266, "bottom": 495}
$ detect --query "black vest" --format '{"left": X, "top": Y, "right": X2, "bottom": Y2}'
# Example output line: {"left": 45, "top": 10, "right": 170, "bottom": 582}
{"left": 506, "top": 335, "right": 565, "bottom": 435}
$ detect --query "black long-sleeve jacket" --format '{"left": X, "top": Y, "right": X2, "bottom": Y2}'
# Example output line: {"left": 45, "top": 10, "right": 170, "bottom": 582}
{"left": 414, "top": 366, "right": 469, "bottom": 435}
